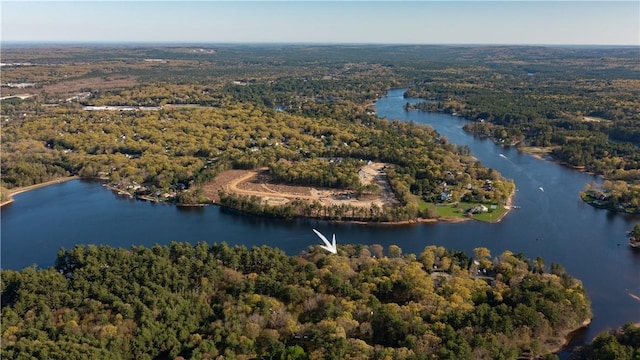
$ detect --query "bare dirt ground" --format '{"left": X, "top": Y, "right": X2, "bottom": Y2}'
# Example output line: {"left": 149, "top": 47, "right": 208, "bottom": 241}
{"left": 2, "top": 75, "right": 140, "bottom": 99}
{"left": 582, "top": 116, "right": 609, "bottom": 123}
{"left": 203, "top": 162, "right": 399, "bottom": 208}
{"left": 43, "top": 75, "right": 139, "bottom": 94}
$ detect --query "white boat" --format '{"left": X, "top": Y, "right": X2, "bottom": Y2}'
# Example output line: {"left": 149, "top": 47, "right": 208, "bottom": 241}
{"left": 539, "top": 187, "right": 544, "bottom": 192}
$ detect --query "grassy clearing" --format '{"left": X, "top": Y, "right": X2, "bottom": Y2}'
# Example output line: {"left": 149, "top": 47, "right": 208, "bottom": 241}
{"left": 436, "top": 204, "right": 466, "bottom": 218}
{"left": 420, "top": 201, "right": 507, "bottom": 222}
{"left": 472, "top": 207, "right": 507, "bottom": 222}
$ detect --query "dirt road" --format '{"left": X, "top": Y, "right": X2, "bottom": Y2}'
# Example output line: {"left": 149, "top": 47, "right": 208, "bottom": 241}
{"left": 204, "top": 162, "right": 398, "bottom": 208}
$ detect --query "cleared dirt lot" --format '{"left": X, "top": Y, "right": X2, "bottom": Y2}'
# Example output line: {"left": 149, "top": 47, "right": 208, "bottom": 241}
{"left": 43, "top": 75, "right": 138, "bottom": 93}
{"left": 203, "top": 162, "right": 399, "bottom": 208}
{"left": 0, "top": 75, "right": 140, "bottom": 98}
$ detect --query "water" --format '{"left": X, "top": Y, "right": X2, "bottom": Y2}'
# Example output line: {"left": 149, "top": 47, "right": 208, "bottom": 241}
{"left": 1, "top": 89, "right": 639, "bottom": 349}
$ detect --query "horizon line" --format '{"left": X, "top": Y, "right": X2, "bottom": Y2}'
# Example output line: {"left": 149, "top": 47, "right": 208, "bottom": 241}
{"left": 2, "top": 41, "right": 639, "bottom": 48}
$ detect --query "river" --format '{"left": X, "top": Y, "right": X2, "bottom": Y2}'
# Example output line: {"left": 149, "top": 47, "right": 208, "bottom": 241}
{"left": 1, "top": 89, "right": 639, "bottom": 350}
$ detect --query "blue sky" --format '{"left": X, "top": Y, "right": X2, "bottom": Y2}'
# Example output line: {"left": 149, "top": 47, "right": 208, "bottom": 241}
{"left": 2, "top": 1, "right": 638, "bottom": 45}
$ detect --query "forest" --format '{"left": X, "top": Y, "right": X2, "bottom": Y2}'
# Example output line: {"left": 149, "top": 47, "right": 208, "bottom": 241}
{"left": 2, "top": 45, "right": 637, "bottom": 213}
{"left": 1, "top": 242, "right": 593, "bottom": 359}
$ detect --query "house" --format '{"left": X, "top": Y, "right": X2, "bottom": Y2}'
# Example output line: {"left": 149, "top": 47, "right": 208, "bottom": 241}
{"left": 467, "top": 205, "right": 488, "bottom": 215}
{"left": 439, "top": 190, "right": 452, "bottom": 201}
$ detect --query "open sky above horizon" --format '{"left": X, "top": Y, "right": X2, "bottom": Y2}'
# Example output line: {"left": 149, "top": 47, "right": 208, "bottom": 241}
{"left": 2, "top": 1, "right": 639, "bottom": 46}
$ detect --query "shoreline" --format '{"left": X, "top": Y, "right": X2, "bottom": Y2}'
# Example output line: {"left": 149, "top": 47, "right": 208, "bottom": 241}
{"left": 341, "top": 216, "right": 471, "bottom": 226}
{"left": 0, "top": 175, "right": 514, "bottom": 226}
{"left": 523, "top": 149, "right": 590, "bottom": 173}
{"left": 551, "top": 318, "right": 593, "bottom": 354}
{"left": 0, "top": 176, "right": 79, "bottom": 208}
{"left": 217, "top": 199, "right": 512, "bottom": 226}
{"left": 498, "top": 189, "right": 516, "bottom": 221}
{"left": 508, "top": 146, "right": 640, "bottom": 214}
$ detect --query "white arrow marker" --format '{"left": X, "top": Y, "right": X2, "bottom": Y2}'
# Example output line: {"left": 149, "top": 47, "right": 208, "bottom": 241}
{"left": 312, "top": 229, "right": 337, "bottom": 254}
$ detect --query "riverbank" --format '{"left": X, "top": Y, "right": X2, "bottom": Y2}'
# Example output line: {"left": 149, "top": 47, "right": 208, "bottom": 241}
{"left": 1, "top": 176, "right": 487, "bottom": 224}
{"left": 0, "top": 176, "right": 79, "bottom": 208}
{"left": 334, "top": 216, "right": 471, "bottom": 226}
{"left": 518, "top": 146, "right": 590, "bottom": 173}
{"left": 500, "top": 146, "right": 639, "bottom": 214}
{"left": 217, "top": 203, "right": 440, "bottom": 225}
{"left": 551, "top": 318, "right": 593, "bottom": 355}
{"left": 580, "top": 190, "right": 640, "bottom": 214}
{"left": 217, "top": 198, "right": 513, "bottom": 226}
{"left": 492, "top": 190, "right": 515, "bottom": 223}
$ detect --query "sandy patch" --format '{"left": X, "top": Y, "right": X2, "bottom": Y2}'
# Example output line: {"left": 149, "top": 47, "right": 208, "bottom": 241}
{"left": 202, "top": 162, "right": 399, "bottom": 209}
{"left": 582, "top": 116, "right": 609, "bottom": 122}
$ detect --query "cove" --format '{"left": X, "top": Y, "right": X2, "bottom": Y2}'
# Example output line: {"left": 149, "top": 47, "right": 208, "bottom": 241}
{"left": 1, "top": 89, "right": 639, "bottom": 350}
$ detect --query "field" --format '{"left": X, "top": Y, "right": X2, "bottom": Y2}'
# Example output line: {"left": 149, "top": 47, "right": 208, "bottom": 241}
{"left": 420, "top": 201, "right": 509, "bottom": 223}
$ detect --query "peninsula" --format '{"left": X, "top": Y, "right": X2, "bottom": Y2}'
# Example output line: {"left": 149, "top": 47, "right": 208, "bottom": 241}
{"left": 1, "top": 45, "right": 518, "bottom": 224}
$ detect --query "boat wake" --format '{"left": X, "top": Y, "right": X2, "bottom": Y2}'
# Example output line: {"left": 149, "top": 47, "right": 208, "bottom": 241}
{"left": 626, "top": 290, "right": 640, "bottom": 302}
